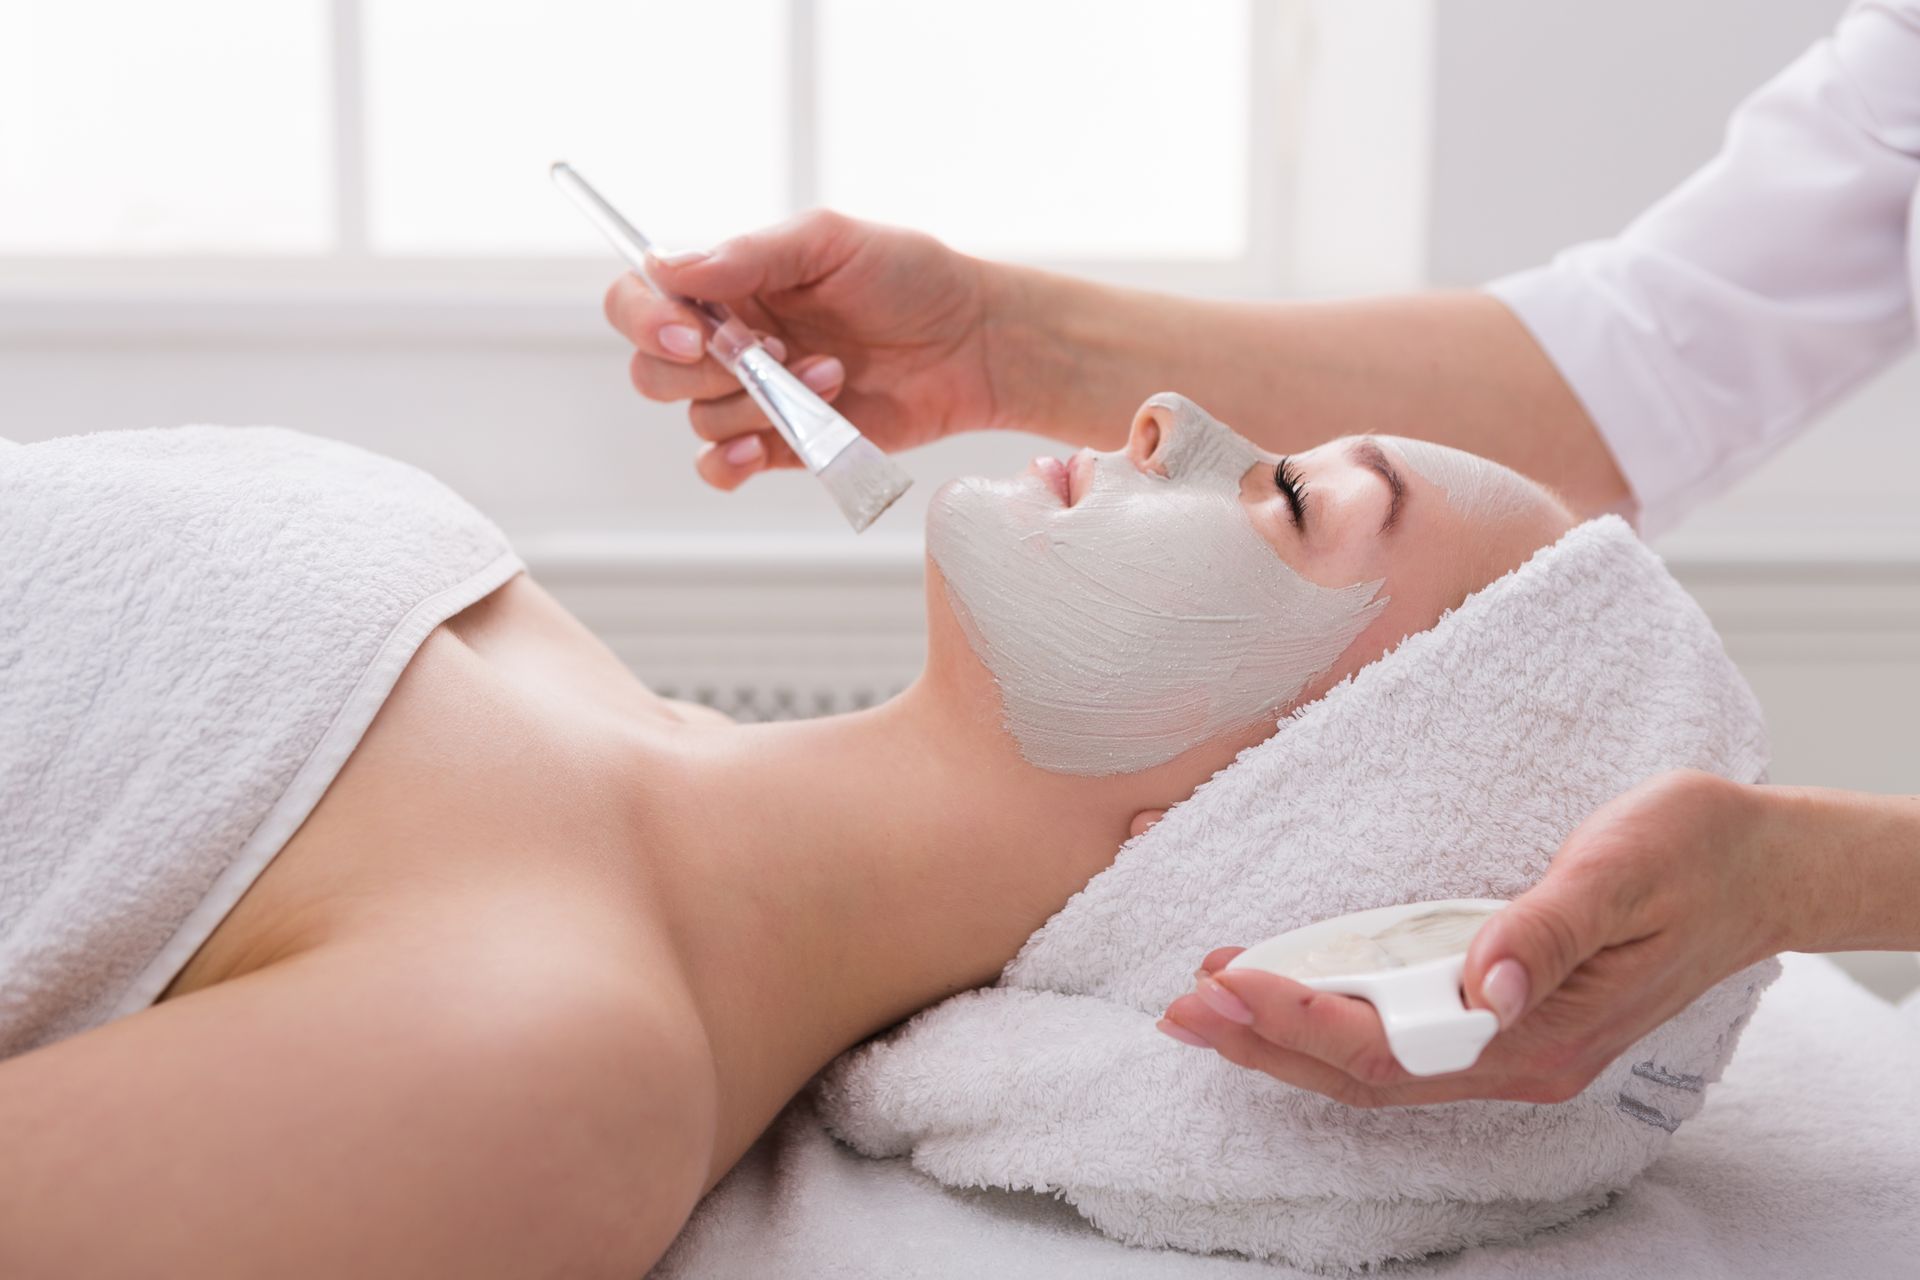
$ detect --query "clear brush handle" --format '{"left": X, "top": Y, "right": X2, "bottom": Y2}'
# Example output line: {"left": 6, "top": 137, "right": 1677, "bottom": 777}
{"left": 549, "top": 161, "right": 852, "bottom": 471}
{"left": 549, "top": 161, "right": 753, "bottom": 374}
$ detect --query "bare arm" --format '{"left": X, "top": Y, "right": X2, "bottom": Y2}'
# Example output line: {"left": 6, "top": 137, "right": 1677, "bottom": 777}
{"left": 1768, "top": 783, "right": 1920, "bottom": 954}
{"left": 617, "top": 0, "right": 1919, "bottom": 526}
{"left": 986, "top": 266, "right": 1632, "bottom": 520}
{"left": 608, "top": 216, "right": 1632, "bottom": 517}
{"left": 0, "top": 928, "right": 715, "bottom": 1277}
{"left": 617, "top": 5, "right": 1916, "bottom": 526}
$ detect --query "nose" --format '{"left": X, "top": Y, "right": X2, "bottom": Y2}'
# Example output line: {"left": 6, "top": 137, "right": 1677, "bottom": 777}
{"left": 1125, "top": 392, "right": 1203, "bottom": 477}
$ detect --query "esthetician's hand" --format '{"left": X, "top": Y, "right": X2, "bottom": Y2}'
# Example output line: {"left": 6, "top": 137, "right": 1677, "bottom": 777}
{"left": 602, "top": 210, "right": 1008, "bottom": 490}
{"left": 1154, "top": 769, "right": 1800, "bottom": 1106}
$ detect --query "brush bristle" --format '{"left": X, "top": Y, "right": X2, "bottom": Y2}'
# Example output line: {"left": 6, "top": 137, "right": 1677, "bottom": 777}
{"left": 817, "top": 437, "right": 913, "bottom": 533}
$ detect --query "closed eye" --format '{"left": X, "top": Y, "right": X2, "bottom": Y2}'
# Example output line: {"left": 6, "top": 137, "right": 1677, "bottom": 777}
{"left": 1274, "top": 457, "right": 1308, "bottom": 526}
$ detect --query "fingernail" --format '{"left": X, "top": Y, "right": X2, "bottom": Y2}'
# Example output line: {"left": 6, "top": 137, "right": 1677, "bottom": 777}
{"left": 800, "top": 357, "right": 843, "bottom": 393}
{"left": 723, "top": 435, "right": 764, "bottom": 467}
{"left": 1197, "top": 975, "right": 1254, "bottom": 1025}
{"left": 1156, "top": 1018, "right": 1212, "bottom": 1048}
{"left": 762, "top": 335, "right": 788, "bottom": 363}
{"left": 1482, "top": 959, "right": 1530, "bottom": 1028}
{"left": 1194, "top": 965, "right": 1212, "bottom": 982}
{"left": 659, "top": 325, "right": 703, "bottom": 360}
{"left": 652, "top": 248, "right": 709, "bottom": 267}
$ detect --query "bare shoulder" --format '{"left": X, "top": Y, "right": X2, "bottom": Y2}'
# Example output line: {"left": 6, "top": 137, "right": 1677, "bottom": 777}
{"left": 0, "top": 919, "right": 719, "bottom": 1277}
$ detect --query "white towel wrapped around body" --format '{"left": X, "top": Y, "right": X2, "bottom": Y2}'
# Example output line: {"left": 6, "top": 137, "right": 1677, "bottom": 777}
{"left": 0, "top": 426, "right": 521, "bottom": 1057}
{"left": 810, "top": 515, "right": 1777, "bottom": 1271}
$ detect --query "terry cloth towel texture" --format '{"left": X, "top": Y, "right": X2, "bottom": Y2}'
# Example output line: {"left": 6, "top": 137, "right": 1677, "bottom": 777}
{"left": 807, "top": 514, "right": 1777, "bottom": 1272}
{"left": 652, "top": 953, "right": 1920, "bottom": 1279}
{"left": 0, "top": 425, "right": 521, "bottom": 1058}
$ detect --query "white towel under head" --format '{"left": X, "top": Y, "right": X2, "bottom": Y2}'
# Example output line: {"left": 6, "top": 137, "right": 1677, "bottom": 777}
{"left": 811, "top": 515, "right": 1776, "bottom": 1271}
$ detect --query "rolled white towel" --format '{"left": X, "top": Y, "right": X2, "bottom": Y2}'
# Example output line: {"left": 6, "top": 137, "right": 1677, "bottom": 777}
{"left": 813, "top": 515, "right": 1776, "bottom": 1271}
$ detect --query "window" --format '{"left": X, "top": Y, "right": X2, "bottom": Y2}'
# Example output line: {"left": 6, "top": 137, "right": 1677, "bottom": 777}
{"left": 813, "top": 1, "right": 1249, "bottom": 261}
{"left": 0, "top": 0, "right": 333, "bottom": 254}
{"left": 0, "top": 0, "right": 1281, "bottom": 294}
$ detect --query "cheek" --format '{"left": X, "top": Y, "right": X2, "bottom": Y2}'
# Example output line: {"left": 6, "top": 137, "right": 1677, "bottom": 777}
{"left": 923, "top": 549, "right": 1252, "bottom": 787}
{"left": 924, "top": 486, "right": 1387, "bottom": 778}
{"left": 1288, "top": 587, "right": 1439, "bottom": 708}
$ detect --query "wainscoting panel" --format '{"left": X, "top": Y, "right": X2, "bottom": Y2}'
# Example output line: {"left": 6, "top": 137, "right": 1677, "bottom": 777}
{"left": 1675, "top": 561, "right": 1920, "bottom": 794}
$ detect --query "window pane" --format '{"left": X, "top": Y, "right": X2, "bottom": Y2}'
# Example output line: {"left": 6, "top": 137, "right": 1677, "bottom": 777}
{"left": 0, "top": 0, "right": 331, "bottom": 253}
{"left": 365, "top": 0, "right": 787, "bottom": 256}
{"left": 818, "top": 0, "right": 1249, "bottom": 260}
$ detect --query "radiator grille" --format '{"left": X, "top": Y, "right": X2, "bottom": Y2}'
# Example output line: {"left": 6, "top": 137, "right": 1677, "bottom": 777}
{"left": 653, "top": 681, "right": 907, "bottom": 722}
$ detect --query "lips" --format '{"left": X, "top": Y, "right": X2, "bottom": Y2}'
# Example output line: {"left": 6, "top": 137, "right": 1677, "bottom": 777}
{"left": 1033, "top": 455, "right": 1072, "bottom": 505}
{"left": 1028, "top": 449, "right": 1098, "bottom": 507}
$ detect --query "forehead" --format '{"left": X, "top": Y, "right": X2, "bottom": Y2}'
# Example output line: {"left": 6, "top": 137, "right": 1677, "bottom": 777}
{"left": 1372, "top": 436, "right": 1546, "bottom": 525}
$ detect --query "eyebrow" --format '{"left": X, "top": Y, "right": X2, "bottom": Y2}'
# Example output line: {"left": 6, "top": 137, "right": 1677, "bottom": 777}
{"left": 1348, "top": 438, "right": 1405, "bottom": 535}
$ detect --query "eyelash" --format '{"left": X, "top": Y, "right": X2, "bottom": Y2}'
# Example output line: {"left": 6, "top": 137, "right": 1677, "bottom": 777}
{"left": 1274, "top": 458, "right": 1309, "bottom": 525}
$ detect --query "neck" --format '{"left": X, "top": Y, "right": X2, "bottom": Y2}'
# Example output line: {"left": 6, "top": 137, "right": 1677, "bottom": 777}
{"left": 637, "top": 674, "right": 1140, "bottom": 1189}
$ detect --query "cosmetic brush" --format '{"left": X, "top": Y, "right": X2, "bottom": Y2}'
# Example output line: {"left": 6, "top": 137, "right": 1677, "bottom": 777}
{"left": 550, "top": 161, "right": 911, "bottom": 532}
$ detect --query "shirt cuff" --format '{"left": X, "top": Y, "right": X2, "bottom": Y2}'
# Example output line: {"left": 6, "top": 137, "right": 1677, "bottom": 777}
{"left": 1483, "top": 252, "right": 1716, "bottom": 539}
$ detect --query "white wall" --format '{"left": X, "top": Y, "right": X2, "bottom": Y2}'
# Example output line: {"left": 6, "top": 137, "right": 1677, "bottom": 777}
{"left": 1427, "top": 0, "right": 1920, "bottom": 799}
{"left": 0, "top": 317, "right": 928, "bottom": 540}
{"left": 1429, "top": 0, "right": 1920, "bottom": 557}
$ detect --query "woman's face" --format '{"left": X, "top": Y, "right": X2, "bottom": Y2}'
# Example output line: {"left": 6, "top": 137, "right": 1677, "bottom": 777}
{"left": 922, "top": 393, "right": 1576, "bottom": 790}
{"left": 925, "top": 391, "right": 1574, "bottom": 790}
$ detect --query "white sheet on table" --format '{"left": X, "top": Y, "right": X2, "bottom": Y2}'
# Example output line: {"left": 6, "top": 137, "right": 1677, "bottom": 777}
{"left": 649, "top": 952, "right": 1920, "bottom": 1278}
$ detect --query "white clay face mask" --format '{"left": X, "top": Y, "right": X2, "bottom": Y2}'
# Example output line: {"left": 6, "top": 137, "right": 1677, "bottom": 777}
{"left": 1390, "top": 438, "right": 1540, "bottom": 524}
{"left": 927, "top": 393, "right": 1388, "bottom": 776}
{"left": 1270, "top": 906, "right": 1500, "bottom": 980}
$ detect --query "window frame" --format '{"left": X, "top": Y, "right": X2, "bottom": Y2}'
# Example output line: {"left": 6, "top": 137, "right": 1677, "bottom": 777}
{"left": 0, "top": 0, "right": 1312, "bottom": 341}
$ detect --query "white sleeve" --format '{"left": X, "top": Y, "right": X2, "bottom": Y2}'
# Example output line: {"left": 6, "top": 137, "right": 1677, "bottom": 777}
{"left": 1484, "top": 1, "right": 1920, "bottom": 536}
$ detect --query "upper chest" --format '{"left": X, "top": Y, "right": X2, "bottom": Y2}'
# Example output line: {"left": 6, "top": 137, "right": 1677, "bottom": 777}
{"left": 160, "top": 574, "right": 689, "bottom": 1002}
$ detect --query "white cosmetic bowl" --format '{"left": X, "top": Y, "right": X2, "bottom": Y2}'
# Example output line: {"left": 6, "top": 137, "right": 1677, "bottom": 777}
{"left": 1220, "top": 898, "right": 1512, "bottom": 1077}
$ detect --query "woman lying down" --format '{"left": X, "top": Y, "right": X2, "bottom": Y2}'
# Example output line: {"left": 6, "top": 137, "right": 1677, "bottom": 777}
{"left": 0, "top": 393, "right": 1765, "bottom": 1276}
